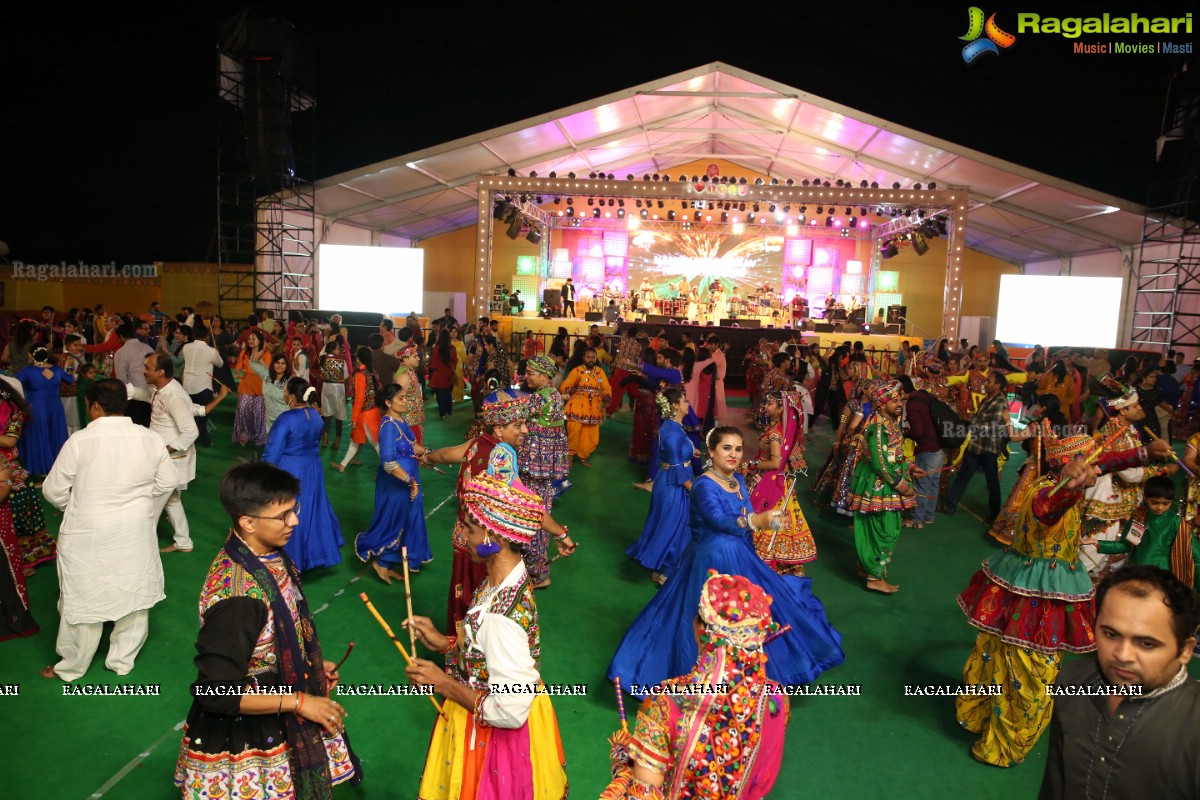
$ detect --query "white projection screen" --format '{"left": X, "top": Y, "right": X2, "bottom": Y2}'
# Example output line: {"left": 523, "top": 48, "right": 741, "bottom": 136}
{"left": 318, "top": 244, "right": 424, "bottom": 313}
{"left": 994, "top": 275, "right": 1122, "bottom": 347}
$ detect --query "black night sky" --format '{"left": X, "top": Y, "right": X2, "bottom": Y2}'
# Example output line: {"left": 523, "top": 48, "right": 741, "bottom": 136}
{"left": 5, "top": 1, "right": 1194, "bottom": 264}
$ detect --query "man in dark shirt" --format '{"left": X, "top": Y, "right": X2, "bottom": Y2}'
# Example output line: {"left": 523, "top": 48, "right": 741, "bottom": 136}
{"left": 942, "top": 370, "right": 1010, "bottom": 524}
{"left": 900, "top": 375, "right": 944, "bottom": 528}
{"left": 1040, "top": 565, "right": 1200, "bottom": 799}
{"left": 368, "top": 333, "right": 399, "bottom": 384}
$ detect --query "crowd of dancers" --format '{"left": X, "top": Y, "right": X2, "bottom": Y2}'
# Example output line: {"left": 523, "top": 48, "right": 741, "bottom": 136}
{"left": 3, "top": 302, "right": 1200, "bottom": 799}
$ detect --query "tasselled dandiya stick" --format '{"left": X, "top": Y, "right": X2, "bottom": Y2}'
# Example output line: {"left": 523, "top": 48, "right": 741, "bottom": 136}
{"left": 401, "top": 546, "right": 418, "bottom": 656}
{"left": 359, "top": 592, "right": 445, "bottom": 715}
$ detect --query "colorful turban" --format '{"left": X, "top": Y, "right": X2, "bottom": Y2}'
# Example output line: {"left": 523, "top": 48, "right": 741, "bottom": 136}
{"left": 868, "top": 379, "right": 903, "bottom": 405}
{"left": 1046, "top": 433, "right": 1097, "bottom": 468}
{"left": 526, "top": 354, "right": 557, "bottom": 378}
{"left": 461, "top": 474, "right": 544, "bottom": 545}
{"left": 481, "top": 389, "right": 532, "bottom": 427}
{"left": 699, "top": 570, "right": 777, "bottom": 650}
{"left": 396, "top": 341, "right": 419, "bottom": 359}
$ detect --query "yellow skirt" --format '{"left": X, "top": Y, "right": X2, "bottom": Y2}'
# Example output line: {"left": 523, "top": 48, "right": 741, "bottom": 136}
{"left": 418, "top": 693, "right": 567, "bottom": 800}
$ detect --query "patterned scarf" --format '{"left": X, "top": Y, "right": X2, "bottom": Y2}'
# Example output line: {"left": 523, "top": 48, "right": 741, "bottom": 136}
{"left": 222, "top": 535, "right": 360, "bottom": 799}
{"left": 1171, "top": 511, "right": 1196, "bottom": 589}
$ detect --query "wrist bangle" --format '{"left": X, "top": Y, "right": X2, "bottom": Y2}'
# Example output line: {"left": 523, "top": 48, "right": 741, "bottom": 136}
{"left": 554, "top": 524, "right": 569, "bottom": 542}
{"left": 473, "top": 690, "right": 491, "bottom": 727}
{"left": 441, "top": 634, "right": 457, "bottom": 655}
{"left": 294, "top": 692, "right": 304, "bottom": 716}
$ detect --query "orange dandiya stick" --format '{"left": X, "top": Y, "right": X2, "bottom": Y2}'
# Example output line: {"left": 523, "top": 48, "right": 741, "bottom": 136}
{"left": 359, "top": 593, "right": 445, "bottom": 716}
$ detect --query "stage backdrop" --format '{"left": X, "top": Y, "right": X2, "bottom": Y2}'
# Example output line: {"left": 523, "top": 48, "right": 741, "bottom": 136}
{"left": 558, "top": 227, "right": 862, "bottom": 310}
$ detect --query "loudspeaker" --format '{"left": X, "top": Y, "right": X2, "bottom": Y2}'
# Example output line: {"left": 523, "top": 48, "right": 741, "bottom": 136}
{"left": 647, "top": 315, "right": 671, "bottom": 324}
{"left": 885, "top": 323, "right": 903, "bottom": 335}
{"left": 542, "top": 289, "right": 561, "bottom": 306}
{"left": 886, "top": 305, "right": 907, "bottom": 325}
{"left": 814, "top": 322, "right": 835, "bottom": 333}
{"left": 584, "top": 312, "right": 603, "bottom": 321}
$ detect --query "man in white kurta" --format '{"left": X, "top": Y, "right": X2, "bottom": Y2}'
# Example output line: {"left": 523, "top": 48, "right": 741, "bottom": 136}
{"left": 129, "top": 352, "right": 201, "bottom": 553}
{"left": 41, "top": 378, "right": 176, "bottom": 681}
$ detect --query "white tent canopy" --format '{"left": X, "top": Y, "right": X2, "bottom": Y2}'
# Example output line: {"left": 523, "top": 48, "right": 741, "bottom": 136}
{"left": 313, "top": 62, "right": 1145, "bottom": 266}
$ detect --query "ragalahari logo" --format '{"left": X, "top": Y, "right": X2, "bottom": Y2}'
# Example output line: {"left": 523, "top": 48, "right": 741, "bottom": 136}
{"left": 960, "top": 7, "right": 1017, "bottom": 62}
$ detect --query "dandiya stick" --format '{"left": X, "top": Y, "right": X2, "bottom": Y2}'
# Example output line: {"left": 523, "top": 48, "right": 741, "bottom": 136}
{"left": 1144, "top": 428, "right": 1196, "bottom": 479}
{"left": 401, "top": 547, "right": 417, "bottom": 656}
{"left": 1048, "top": 424, "right": 1129, "bottom": 496}
{"left": 333, "top": 641, "right": 355, "bottom": 671}
{"left": 359, "top": 592, "right": 445, "bottom": 715}
{"left": 614, "top": 677, "right": 628, "bottom": 733}
{"left": 206, "top": 372, "right": 237, "bottom": 394}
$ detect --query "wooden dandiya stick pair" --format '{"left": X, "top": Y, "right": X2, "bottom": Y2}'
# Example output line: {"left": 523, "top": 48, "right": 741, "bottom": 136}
{"left": 1143, "top": 428, "right": 1197, "bottom": 479}
{"left": 360, "top": 551, "right": 446, "bottom": 716}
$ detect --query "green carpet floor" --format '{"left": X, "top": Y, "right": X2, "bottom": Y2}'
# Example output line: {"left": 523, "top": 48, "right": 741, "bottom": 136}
{"left": 2, "top": 394, "right": 1191, "bottom": 799}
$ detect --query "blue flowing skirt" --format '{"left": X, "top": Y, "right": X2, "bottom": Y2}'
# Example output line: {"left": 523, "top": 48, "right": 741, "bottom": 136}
{"left": 625, "top": 481, "right": 691, "bottom": 575}
{"left": 276, "top": 452, "right": 343, "bottom": 571}
{"left": 608, "top": 529, "right": 845, "bottom": 693}
{"left": 354, "top": 464, "right": 431, "bottom": 571}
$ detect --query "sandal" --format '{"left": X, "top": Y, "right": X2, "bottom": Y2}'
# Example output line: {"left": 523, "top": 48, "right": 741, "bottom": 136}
{"left": 331, "top": 462, "right": 345, "bottom": 473}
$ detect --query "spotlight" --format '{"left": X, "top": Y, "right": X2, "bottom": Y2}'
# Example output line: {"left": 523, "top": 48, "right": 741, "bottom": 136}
{"left": 802, "top": 180, "right": 810, "bottom": 186}
{"left": 626, "top": 174, "right": 634, "bottom": 181}
{"left": 566, "top": 197, "right": 573, "bottom": 205}
{"left": 912, "top": 233, "right": 929, "bottom": 256}
{"left": 845, "top": 208, "right": 852, "bottom": 215}
{"left": 567, "top": 207, "right": 574, "bottom": 217}
{"left": 529, "top": 171, "right": 537, "bottom": 178}
{"left": 587, "top": 198, "right": 594, "bottom": 206}
{"left": 701, "top": 176, "right": 709, "bottom": 183}
{"left": 493, "top": 199, "right": 510, "bottom": 220}
{"left": 816, "top": 206, "right": 823, "bottom": 215}
{"left": 535, "top": 196, "right": 543, "bottom": 204}
{"left": 747, "top": 214, "right": 756, "bottom": 224}
{"left": 823, "top": 181, "right": 831, "bottom": 187}
{"left": 640, "top": 209, "right": 648, "bottom": 219}
{"left": 608, "top": 199, "right": 615, "bottom": 206}
{"left": 848, "top": 216, "right": 858, "bottom": 228}
{"left": 769, "top": 205, "right": 776, "bottom": 213}
{"left": 799, "top": 206, "right": 807, "bottom": 213}
{"left": 753, "top": 204, "right": 760, "bottom": 212}
{"left": 506, "top": 216, "right": 523, "bottom": 239}
{"left": 681, "top": 201, "right": 689, "bottom": 210}
{"left": 667, "top": 210, "right": 676, "bottom": 221}
{"left": 548, "top": 171, "right": 556, "bottom": 178}
{"left": 526, "top": 229, "right": 542, "bottom": 244}
{"left": 593, "top": 208, "right": 601, "bottom": 218}
{"left": 738, "top": 203, "right": 746, "bottom": 212}
{"left": 617, "top": 208, "right": 625, "bottom": 218}
{"left": 783, "top": 205, "right": 791, "bottom": 213}
{"left": 927, "top": 181, "right": 937, "bottom": 189}
{"left": 721, "top": 212, "right": 728, "bottom": 223}
{"left": 825, "top": 216, "right": 834, "bottom": 227}
{"left": 836, "top": 179, "right": 845, "bottom": 187}
{"left": 892, "top": 182, "right": 901, "bottom": 189}
{"left": 635, "top": 200, "right": 642, "bottom": 208}
{"left": 657, "top": 201, "right": 664, "bottom": 208}
{"left": 739, "top": 178, "right": 748, "bottom": 185}
{"left": 870, "top": 181, "right": 878, "bottom": 188}
{"left": 755, "top": 178, "right": 764, "bottom": 185}
{"left": 507, "top": 168, "right": 517, "bottom": 177}
{"left": 860, "top": 180, "right": 869, "bottom": 188}
{"left": 786, "top": 179, "right": 794, "bottom": 186}
{"left": 860, "top": 208, "right": 868, "bottom": 216}
{"left": 770, "top": 178, "right": 779, "bottom": 185}
{"left": 881, "top": 241, "right": 899, "bottom": 258}
{"left": 913, "top": 183, "right": 923, "bottom": 190}
{"left": 568, "top": 172, "right": 576, "bottom": 179}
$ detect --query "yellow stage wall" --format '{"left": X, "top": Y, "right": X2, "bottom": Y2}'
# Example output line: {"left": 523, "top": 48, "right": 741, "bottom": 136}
{"left": 0, "top": 262, "right": 224, "bottom": 316}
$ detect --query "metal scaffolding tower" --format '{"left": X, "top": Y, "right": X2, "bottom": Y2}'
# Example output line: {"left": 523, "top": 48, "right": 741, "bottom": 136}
{"left": 216, "top": 11, "right": 316, "bottom": 319}
{"left": 1131, "top": 59, "right": 1200, "bottom": 351}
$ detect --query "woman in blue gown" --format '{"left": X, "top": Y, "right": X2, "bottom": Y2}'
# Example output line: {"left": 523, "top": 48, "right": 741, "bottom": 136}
{"left": 262, "top": 378, "right": 343, "bottom": 571}
{"left": 626, "top": 387, "right": 698, "bottom": 584}
{"left": 18, "top": 347, "right": 73, "bottom": 475}
{"left": 609, "top": 425, "right": 845, "bottom": 693}
{"left": 355, "top": 383, "right": 431, "bottom": 583}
